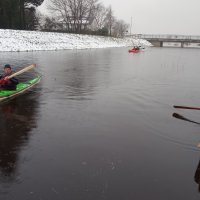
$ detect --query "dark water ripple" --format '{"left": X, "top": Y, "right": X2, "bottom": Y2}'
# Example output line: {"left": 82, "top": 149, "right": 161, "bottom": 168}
{"left": 0, "top": 48, "right": 200, "bottom": 199}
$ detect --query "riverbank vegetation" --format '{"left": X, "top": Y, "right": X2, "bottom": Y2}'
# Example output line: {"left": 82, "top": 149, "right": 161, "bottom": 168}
{"left": 0, "top": 0, "right": 44, "bottom": 30}
{"left": 0, "top": 0, "right": 129, "bottom": 38}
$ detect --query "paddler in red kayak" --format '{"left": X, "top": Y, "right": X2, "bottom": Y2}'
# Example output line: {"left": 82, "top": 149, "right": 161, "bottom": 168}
{"left": 0, "top": 64, "right": 19, "bottom": 90}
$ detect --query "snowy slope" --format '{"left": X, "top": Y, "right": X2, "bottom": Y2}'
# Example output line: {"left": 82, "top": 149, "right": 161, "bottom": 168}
{"left": 0, "top": 29, "right": 151, "bottom": 52}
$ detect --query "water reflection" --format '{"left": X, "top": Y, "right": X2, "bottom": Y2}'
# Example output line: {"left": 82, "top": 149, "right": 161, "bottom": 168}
{"left": 1, "top": 48, "right": 200, "bottom": 199}
{"left": 64, "top": 52, "right": 110, "bottom": 98}
{"left": 0, "top": 92, "right": 40, "bottom": 182}
{"left": 46, "top": 50, "right": 113, "bottom": 100}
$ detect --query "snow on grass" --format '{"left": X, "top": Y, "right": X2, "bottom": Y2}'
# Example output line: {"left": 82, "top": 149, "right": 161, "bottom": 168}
{"left": 0, "top": 29, "right": 151, "bottom": 52}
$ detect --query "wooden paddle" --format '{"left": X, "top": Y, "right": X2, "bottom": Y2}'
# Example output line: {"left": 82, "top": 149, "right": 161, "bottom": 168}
{"left": 172, "top": 113, "right": 200, "bottom": 125}
{"left": 173, "top": 105, "right": 200, "bottom": 110}
{"left": 0, "top": 64, "right": 36, "bottom": 85}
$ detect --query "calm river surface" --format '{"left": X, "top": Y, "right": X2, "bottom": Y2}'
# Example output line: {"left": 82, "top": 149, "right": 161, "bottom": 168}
{"left": 0, "top": 47, "right": 200, "bottom": 199}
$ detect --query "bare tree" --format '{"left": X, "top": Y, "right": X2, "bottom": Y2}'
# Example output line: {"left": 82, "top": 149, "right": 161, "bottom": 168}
{"left": 47, "top": 0, "right": 99, "bottom": 33}
{"left": 113, "top": 20, "right": 129, "bottom": 37}
{"left": 89, "top": 3, "right": 107, "bottom": 31}
{"left": 104, "top": 5, "right": 115, "bottom": 36}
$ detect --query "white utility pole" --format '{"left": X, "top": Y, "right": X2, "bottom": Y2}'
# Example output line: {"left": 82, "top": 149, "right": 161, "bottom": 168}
{"left": 130, "top": 17, "right": 132, "bottom": 35}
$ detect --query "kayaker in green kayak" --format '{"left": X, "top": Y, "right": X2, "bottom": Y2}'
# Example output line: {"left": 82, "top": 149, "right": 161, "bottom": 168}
{"left": 0, "top": 64, "right": 19, "bottom": 90}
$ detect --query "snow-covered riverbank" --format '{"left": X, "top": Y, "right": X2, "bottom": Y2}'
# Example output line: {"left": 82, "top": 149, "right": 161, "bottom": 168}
{"left": 0, "top": 29, "right": 151, "bottom": 52}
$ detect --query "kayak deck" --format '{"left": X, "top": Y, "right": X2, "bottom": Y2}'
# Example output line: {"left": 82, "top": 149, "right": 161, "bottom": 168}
{"left": 0, "top": 76, "right": 41, "bottom": 101}
{"left": 128, "top": 49, "right": 140, "bottom": 53}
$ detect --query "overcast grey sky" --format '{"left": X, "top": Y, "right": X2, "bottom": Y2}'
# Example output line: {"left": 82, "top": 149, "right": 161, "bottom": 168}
{"left": 39, "top": 0, "right": 200, "bottom": 35}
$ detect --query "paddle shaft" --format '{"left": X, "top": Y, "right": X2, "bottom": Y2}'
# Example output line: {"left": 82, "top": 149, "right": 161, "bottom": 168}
{"left": 0, "top": 64, "right": 36, "bottom": 85}
{"left": 172, "top": 113, "right": 200, "bottom": 125}
{"left": 8, "top": 64, "right": 36, "bottom": 79}
{"left": 174, "top": 105, "right": 200, "bottom": 110}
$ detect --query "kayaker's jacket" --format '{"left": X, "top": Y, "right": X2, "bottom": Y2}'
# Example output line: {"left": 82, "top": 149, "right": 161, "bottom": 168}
{"left": 0, "top": 73, "right": 19, "bottom": 90}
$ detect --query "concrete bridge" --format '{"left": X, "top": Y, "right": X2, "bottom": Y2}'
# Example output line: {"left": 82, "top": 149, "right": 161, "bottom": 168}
{"left": 129, "top": 34, "right": 200, "bottom": 47}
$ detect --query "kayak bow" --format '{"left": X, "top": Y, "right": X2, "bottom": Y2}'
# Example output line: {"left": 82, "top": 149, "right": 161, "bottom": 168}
{"left": 0, "top": 76, "right": 41, "bottom": 102}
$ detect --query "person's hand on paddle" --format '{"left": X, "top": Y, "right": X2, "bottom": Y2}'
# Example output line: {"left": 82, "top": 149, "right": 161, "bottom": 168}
{"left": 0, "top": 77, "right": 9, "bottom": 86}
{"left": 4, "top": 76, "right": 9, "bottom": 81}
{"left": 0, "top": 64, "right": 36, "bottom": 87}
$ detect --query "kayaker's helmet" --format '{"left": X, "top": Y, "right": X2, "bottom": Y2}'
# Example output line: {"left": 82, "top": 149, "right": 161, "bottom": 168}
{"left": 4, "top": 64, "right": 11, "bottom": 69}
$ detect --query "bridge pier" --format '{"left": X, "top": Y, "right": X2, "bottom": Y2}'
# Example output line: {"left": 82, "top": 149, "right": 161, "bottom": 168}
{"left": 160, "top": 41, "right": 163, "bottom": 47}
{"left": 181, "top": 42, "right": 184, "bottom": 48}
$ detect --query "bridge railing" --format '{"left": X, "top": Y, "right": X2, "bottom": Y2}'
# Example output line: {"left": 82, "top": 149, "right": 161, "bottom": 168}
{"left": 130, "top": 34, "right": 200, "bottom": 40}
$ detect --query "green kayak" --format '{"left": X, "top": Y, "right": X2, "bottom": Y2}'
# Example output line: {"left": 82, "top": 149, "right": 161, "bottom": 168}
{"left": 0, "top": 76, "right": 41, "bottom": 102}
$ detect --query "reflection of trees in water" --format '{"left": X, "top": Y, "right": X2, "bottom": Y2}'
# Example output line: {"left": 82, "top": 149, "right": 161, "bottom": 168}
{"left": 0, "top": 93, "right": 39, "bottom": 182}
{"left": 62, "top": 50, "right": 112, "bottom": 98}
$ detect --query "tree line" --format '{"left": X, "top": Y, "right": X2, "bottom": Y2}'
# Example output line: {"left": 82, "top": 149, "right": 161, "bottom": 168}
{"left": 0, "top": 0, "right": 129, "bottom": 37}
{"left": 0, "top": 0, "right": 44, "bottom": 30}
{"left": 42, "top": 0, "right": 129, "bottom": 37}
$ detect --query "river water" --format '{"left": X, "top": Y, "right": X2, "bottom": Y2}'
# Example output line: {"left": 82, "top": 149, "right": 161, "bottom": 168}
{"left": 0, "top": 47, "right": 200, "bottom": 199}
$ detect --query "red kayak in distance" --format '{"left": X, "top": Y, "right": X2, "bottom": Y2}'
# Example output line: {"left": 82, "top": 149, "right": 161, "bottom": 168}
{"left": 128, "top": 48, "right": 140, "bottom": 53}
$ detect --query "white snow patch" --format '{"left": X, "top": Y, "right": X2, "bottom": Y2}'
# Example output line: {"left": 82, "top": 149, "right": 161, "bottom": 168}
{"left": 0, "top": 29, "right": 151, "bottom": 52}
